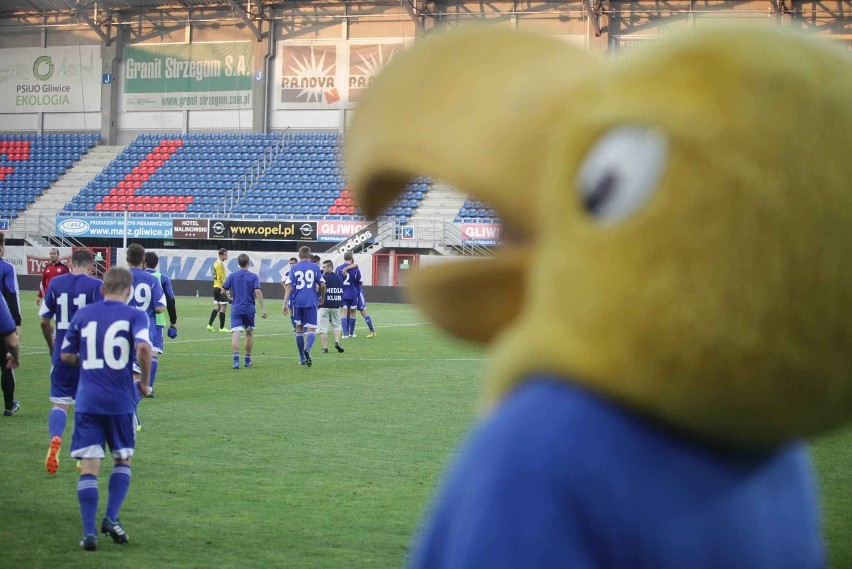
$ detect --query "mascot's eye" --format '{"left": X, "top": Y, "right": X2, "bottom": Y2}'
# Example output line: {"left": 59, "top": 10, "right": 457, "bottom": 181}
{"left": 575, "top": 127, "right": 668, "bottom": 225}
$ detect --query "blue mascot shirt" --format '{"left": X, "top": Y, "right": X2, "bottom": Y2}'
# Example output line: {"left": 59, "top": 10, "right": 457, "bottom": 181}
{"left": 411, "top": 378, "right": 824, "bottom": 569}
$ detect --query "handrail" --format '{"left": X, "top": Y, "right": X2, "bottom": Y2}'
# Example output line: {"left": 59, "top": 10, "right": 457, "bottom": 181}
{"left": 214, "top": 128, "right": 291, "bottom": 218}
{"left": 368, "top": 217, "right": 495, "bottom": 257}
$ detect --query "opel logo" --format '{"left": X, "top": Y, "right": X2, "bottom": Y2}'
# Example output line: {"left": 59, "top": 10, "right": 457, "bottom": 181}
{"left": 212, "top": 222, "right": 226, "bottom": 235}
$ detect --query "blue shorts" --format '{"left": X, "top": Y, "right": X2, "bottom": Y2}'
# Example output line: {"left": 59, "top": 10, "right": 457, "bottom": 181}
{"left": 71, "top": 412, "right": 136, "bottom": 460}
{"left": 342, "top": 298, "right": 358, "bottom": 311}
{"left": 50, "top": 363, "right": 80, "bottom": 404}
{"left": 231, "top": 312, "right": 256, "bottom": 332}
{"left": 356, "top": 290, "right": 367, "bottom": 311}
{"left": 151, "top": 325, "right": 164, "bottom": 354}
{"left": 293, "top": 306, "right": 318, "bottom": 329}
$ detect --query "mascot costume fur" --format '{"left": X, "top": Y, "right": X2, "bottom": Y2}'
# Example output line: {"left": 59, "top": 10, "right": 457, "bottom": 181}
{"left": 346, "top": 24, "right": 852, "bottom": 568}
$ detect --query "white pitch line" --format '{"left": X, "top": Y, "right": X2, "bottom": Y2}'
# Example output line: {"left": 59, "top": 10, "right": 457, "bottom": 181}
{"left": 162, "top": 321, "right": 431, "bottom": 346}
{"left": 19, "top": 322, "right": 433, "bottom": 355}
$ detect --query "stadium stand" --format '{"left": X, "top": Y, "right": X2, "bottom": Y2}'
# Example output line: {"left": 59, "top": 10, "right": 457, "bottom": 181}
{"left": 0, "top": 133, "right": 99, "bottom": 220}
{"left": 64, "top": 132, "right": 272, "bottom": 216}
{"left": 61, "top": 131, "right": 430, "bottom": 222}
{"left": 454, "top": 198, "right": 498, "bottom": 224}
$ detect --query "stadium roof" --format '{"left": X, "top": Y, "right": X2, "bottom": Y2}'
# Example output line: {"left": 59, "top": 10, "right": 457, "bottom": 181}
{"left": 0, "top": 1, "right": 343, "bottom": 17}
{"left": 0, "top": 0, "right": 405, "bottom": 39}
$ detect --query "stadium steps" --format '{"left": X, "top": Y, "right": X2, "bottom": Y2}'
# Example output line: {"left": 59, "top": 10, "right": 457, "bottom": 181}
{"left": 376, "top": 184, "right": 481, "bottom": 254}
{"left": 407, "top": 183, "right": 468, "bottom": 224}
{"left": 9, "top": 145, "right": 126, "bottom": 238}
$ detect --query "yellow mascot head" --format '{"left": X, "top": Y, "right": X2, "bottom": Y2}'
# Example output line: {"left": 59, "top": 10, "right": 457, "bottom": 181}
{"left": 347, "top": 25, "right": 852, "bottom": 446}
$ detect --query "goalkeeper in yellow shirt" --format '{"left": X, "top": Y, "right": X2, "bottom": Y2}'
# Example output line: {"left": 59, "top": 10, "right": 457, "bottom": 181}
{"left": 207, "top": 248, "right": 231, "bottom": 332}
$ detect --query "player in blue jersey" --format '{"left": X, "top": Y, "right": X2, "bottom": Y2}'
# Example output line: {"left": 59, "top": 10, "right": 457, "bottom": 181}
{"left": 0, "top": 295, "right": 20, "bottom": 380}
{"left": 282, "top": 257, "right": 297, "bottom": 332}
{"left": 222, "top": 253, "right": 267, "bottom": 369}
{"left": 0, "top": 233, "right": 22, "bottom": 416}
{"left": 283, "top": 246, "right": 325, "bottom": 367}
{"left": 126, "top": 244, "right": 164, "bottom": 430}
{"left": 38, "top": 248, "right": 103, "bottom": 475}
{"left": 144, "top": 251, "right": 177, "bottom": 397}
{"left": 335, "top": 252, "right": 376, "bottom": 339}
{"left": 318, "top": 260, "right": 345, "bottom": 354}
{"left": 60, "top": 267, "right": 152, "bottom": 551}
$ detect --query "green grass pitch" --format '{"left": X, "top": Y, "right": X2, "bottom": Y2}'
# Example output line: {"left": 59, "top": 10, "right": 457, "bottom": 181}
{"left": 0, "top": 291, "right": 848, "bottom": 568}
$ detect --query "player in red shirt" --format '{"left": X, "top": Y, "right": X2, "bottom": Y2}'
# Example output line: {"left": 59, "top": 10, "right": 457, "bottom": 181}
{"left": 37, "top": 248, "right": 70, "bottom": 306}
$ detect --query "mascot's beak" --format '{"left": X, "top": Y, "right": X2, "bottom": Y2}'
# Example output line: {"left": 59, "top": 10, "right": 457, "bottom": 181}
{"left": 346, "top": 27, "right": 595, "bottom": 342}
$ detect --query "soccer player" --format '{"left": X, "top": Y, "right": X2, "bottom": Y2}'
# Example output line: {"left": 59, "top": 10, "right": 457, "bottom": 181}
{"left": 0, "top": 233, "right": 21, "bottom": 416}
{"left": 318, "top": 260, "right": 344, "bottom": 354}
{"left": 335, "top": 253, "right": 376, "bottom": 339}
{"left": 283, "top": 257, "right": 297, "bottom": 332}
{"left": 221, "top": 253, "right": 267, "bottom": 369}
{"left": 126, "top": 245, "right": 164, "bottom": 429}
{"left": 283, "top": 246, "right": 325, "bottom": 367}
{"left": 207, "top": 248, "right": 231, "bottom": 332}
{"left": 143, "top": 251, "right": 177, "bottom": 397}
{"left": 37, "top": 248, "right": 69, "bottom": 307}
{"left": 0, "top": 295, "right": 20, "bottom": 376}
{"left": 39, "top": 248, "right": 103, "bottom": 475}
{"left": 61, "top": 267, "right": 152, "bottom": 551}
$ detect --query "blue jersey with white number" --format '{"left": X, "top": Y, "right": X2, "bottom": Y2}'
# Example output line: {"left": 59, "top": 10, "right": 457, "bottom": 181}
{"left": 222, "top": 269, "right": 261, "bottom": 316}
{"left": 285, "top": 261, "right": 325, "bottom": 308}
{"left": 335, "top": 262, "right": 362, "bottom": 300}
{"left": 61, "top": 300, "right": 151, "bottom": 415}
{"left": 129, "top": 267, "right": 165, "bottom": 336}
{"left": 39, "top": 273, "right": 104, "bottom": 365}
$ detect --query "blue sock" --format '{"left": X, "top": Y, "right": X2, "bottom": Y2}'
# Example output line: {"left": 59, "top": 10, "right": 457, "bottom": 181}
{"left": 233, "top": 351, "right": 239, "bottom": 365}
{"left": 349, "top": 318, "right": 357, "bottom": 336}
{"left": 48, "top": 407, "right": 67, "bottom": 439}
{"left": 150, "top": 357, "right": 159, "bottom": 389}
{"left": 296, "top": 333, "right": 305, "bottom": 359}
{"left": 306, "top": 332, "right": 316, "bottom": 353}
{"left": 105, "top": 465, "right": 132, "bottom": 521}
{"left": 341, "top": 318, "right": 349, "bottom": 335}
{"left": 245, "top": 353, "right": 252, "bottom": 365}
{"left": 365, "top": 316, "right": 374, "bottom": 333}
{"left": 78, "top": 475, "right": 99, "bottom": 536}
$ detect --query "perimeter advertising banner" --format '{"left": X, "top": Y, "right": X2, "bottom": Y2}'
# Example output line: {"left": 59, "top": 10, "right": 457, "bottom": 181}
{"left": 324, "top": 221, "right": 377, "bottom": 255}
{"left": 0, "top": 46, "right": 101, "bottom": 113}
{"left": 1, "top": 246, "right": 73, "bottom": 276}
{"left": 274, "top": 39, "right": 404, "bottom": 108}
{"left": 208, "top": 219, "right": 317, "bottom": 241}
{"left": 460, "top": 222, "right": 501, "bottom": 246}
{"left": 317, "top": 219, "right": 372, "bottom": 242}
{"left": 56, "top": 216, "right": 174, "bottom": 239}
{"left": 55, "top": 216, "right": 370, "bottom": 242}
{"left": 4, "top": 247, "right": 373, "bottom": 283}
{"left": 123, "top": 42, "right": 253, "bottom": 111}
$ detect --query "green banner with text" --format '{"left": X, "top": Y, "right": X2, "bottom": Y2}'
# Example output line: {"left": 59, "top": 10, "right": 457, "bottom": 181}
{"left": 123, "top": 42, "right": 253, "bottom": 111}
